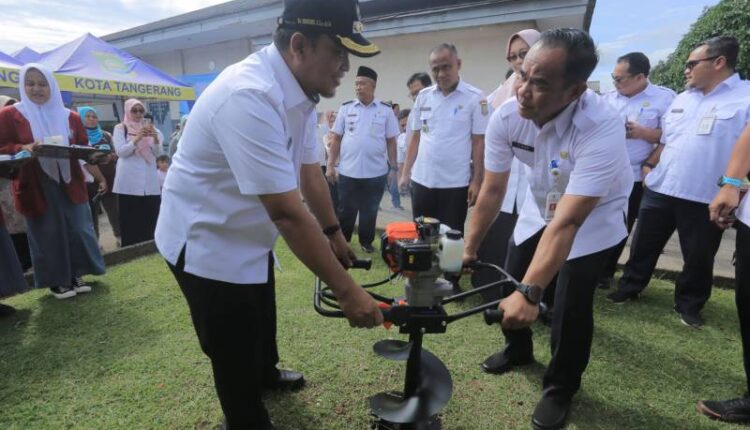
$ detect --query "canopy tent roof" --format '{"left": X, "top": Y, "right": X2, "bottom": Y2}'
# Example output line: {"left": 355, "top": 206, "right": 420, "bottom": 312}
{"left": 12, "top": 47, "right": 41, "bottom": 64}
{"left": 0, "top": 51, "right": 22, "bottom": 88}
{"left": 37, "top": 33, "right": 195, "bottom": 101}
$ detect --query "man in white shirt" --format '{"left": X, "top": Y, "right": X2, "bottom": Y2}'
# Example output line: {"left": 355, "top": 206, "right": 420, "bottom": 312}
{"left": 327, "top": 66, "right": 399, "bottom": 253}
{"left": 154, "top": 1, "right": 383, "bottom": 428}
{"left": 607, "top": 36, "right": 750, "bottom": 329}
{"left": 463, "top": 29, "right": 632, "bottom": 430}
{"left": 700, "top": 124, "right": 750, "bottom": 424}
{"left": 399, "top": 44, "right": 489, "bottom": 233}
{"left": 598, "top": 52, "right": 675, "bottom": 289}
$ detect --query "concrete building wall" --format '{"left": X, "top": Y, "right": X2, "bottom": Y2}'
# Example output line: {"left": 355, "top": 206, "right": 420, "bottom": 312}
{"left": 141, "top": 39, "right": 253, "bottom": 77}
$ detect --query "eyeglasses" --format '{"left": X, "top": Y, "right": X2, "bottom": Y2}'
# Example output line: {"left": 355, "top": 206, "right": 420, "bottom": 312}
{"left": 611, "top": 74, "right": 633, "bottom": 84}
{"left": 506, "top": 50, "right": 528, "bottom": 63}
{"left": 685, "top": 56, "right": 719, "bottom": 71}
{"left": 131, "top": 108, "right": 145, "bottom": 113}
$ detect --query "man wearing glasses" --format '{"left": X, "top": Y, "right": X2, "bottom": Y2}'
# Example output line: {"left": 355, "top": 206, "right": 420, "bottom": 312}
{"left": 598, "top": 52, "right": 675, "bottom": 290}
{"left": 607, "top": 36, "right": 750, "bottom": 329}
{"left": 154, "top": 0, "right": 384, "bottom": 428}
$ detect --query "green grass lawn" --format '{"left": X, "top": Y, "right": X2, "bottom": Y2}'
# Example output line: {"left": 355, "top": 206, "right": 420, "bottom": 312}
{"left": 0, "top": 243, "right": 746, "bottom": 430}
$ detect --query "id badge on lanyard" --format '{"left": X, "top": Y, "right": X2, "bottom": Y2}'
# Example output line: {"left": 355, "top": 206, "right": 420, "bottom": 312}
{"left": 697, "top": 107, "right": 717, "bottom": 135}
{"left": 544, "top": 160, "right": 562, "bottom": 222}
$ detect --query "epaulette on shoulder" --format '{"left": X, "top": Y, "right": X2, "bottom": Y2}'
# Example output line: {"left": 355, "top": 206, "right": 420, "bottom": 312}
{"left": 342, "top": 100, "right": 354, "bottom": 105}
{"left": 380, "top": 101, "right": 392, "bottom": 107}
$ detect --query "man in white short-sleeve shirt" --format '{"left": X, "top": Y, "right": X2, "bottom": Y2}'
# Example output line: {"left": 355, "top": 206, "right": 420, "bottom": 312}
{"left": 701, "top": 124, "right": 750, "bottom": 424}
{"left": 154, "top": 1, "right": 383, "bottom": 427}
{"left": 399, "top": 44, "right": 490, "bottom": 233}
{"left": 598, "top": 52, "right": 675, "bottom": 289}
{"left": 327, "top": 66, "right": 399, "bottom": 252}
{"left": 463, "top": 29, "right": 631, "bottom": 430}
{"left": 608, "top": 36, "right": 750, "bottom": 329}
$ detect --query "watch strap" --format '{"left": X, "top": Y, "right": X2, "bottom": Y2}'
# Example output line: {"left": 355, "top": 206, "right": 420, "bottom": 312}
{"left": 323, "top": 224, "right": 341, "bottom": 236}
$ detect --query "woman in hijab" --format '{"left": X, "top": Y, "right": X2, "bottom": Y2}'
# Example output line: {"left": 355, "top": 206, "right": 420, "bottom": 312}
{"left": 78, "top": 106, "right": 120, "bottom": 244}
{"left": 168, "top": 114, "right": 187, "bottom": 158}
{"left": 0, "top": 63, "right": 105, "bottom": 299}
{"left": 112, "top": 98, "right": 162, "bottom": 246}
{"left": 471, "top": 29, "right": 542, "bottom": 304}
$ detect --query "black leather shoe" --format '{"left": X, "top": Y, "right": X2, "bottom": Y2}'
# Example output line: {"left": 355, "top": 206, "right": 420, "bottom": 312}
{"left": 264, "top": 369, "right": 305, "bottom": 391}
{"left": 697, "top": 397, "right": 750, "bottom": 423}
{"left": 480, "top": 348, "right": 534, "bottom": 375}
{"left": 221, "top": 417, "right": 276, "bottom": 430}
{"left": 0, "top": 303, "right": 16, "bottom": 318}
{"left": 532, "top": 395, "right": 571, "bottom": 430}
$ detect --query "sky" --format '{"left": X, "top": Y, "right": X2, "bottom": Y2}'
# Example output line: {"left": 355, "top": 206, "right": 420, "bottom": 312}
{"left": 1, "top": 0, "right": 721, "bottom": 92}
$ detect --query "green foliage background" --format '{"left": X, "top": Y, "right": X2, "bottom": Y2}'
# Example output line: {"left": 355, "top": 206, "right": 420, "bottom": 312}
{"left": 650, "top": 0, "right": 750, "bottom": 91}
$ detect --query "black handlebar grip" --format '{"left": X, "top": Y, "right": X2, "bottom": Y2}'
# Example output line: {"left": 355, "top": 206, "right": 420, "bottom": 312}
{"left": 351, "top": 258, "right": 372, "bottom": 270}
{"left": 484, "top": 309, "right": 504, "bottom": 325}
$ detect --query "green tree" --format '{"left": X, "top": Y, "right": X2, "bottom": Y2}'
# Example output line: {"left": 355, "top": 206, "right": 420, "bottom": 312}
{"left": 650, "top": 0, "right": 750, "bottom": 91}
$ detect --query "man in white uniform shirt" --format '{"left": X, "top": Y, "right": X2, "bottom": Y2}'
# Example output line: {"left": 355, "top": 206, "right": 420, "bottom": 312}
{"left": 463, "top": 29, "right": 632, "bottom": 430}
{"left": 327, "top": 66, "right": 399, "bottom": 253}
{"left": 399, "top": 44, "right": 490, "bottom": 233}
{"left": 607, "top": 36, "right": 750, "bottom": 329}
{"left": 154, "top": 1, "right": 383, "bottom": 428}
{"left": 700, "top": 124, "right": 750, "bottom": 424}
{"left": 599, "top": 52, "right": 675, "bottom": 289}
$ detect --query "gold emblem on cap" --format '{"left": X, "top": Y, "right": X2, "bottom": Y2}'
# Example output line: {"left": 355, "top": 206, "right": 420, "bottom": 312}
{"left": 353, "top": 21, "right": 364, "bottom": 33}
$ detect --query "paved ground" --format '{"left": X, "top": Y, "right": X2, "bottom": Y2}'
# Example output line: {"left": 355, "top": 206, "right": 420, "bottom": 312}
{"left": 93, "top": 191, "right": 737, "bottom": 279}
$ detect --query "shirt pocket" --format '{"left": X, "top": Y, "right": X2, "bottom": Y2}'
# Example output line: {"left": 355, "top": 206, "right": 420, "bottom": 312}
{"left": 710, "top": 105, "right": 742, "bottom": 140}
{"left": 370, "top": 116, "right": 386, "bottom": 138}
{"left": 638, "top": 109, "right": 660, "bottom": 129}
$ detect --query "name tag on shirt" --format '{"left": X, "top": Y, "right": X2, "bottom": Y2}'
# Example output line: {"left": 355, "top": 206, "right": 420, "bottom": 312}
{"left": 697, "top": 114, "right": 715, "bottom": 135}
{"left": 511, "top": 141, "right": 534, "bottom": 152}
{"left": 544, "top": 190, "right": 561, "bottom": 221}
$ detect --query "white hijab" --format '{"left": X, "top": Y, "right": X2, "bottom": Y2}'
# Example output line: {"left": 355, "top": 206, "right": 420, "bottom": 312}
{"left": 15, "top": 63, "right": 72, "bottom": 183}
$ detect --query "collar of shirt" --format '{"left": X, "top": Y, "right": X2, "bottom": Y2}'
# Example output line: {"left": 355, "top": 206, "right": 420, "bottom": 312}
{"left": 267, "top": 44, "right": 317, "bottom": 112}
{"left": 688, "top": 72, "right": 741, "bottom": 98}
{"left": 353, "top": 98, "right": 380, "bottom": 108}
{"left": 536, "top": 97, "right": 582, "bottom": 140}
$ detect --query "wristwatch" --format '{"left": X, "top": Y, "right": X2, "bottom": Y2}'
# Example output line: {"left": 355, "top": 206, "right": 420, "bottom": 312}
{"left": 516, "top": 283, "right": 543, "bottom": 305}
{"left": 717, "top": 175, "right": 743, "bottom": 188}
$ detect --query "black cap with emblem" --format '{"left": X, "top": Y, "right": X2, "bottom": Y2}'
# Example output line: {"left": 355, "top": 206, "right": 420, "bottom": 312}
{"left": 357, "top": 66, "right": 377, "bottom": 82}
{"left": 277, "top": 0, "right": 380, "bottom": 58}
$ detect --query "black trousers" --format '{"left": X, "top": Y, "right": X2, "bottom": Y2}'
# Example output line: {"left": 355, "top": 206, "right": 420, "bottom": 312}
{"left": 617, "top": 188, "right": 723, "bottom": 315}
{"left": 168, "top": 251, "right": 279, "bottom": 429}
{"left": 471, "top": 210, "right": 517, "bottom": 303}
{"left": 600, "top": 182, "right": 644, "bottom": 280}
{"left": 410, "top": 180, "right": 468, "bottom": 232}
{"left": 736, "top": 221, "right": 750, "bottom": 394}
{"left": 118, "top": 194, "right": 160, "bottom": 247}
{"left": 10, "top": 233, "right": 32, "bottom": 271}
{"left": 337, "top": 174, "right": 387, "bottom": 247}
{"left": 501, "top": 228, "right": 614, "bottom": 400}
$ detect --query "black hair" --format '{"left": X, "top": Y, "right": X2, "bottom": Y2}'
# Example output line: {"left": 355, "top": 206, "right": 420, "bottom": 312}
{"left": 617, "top": 52, "right": 651, "bottom": 77}
{"left": 505, "top": 68, "right": 514, "bottom": 80}
{"left": 398, "top": 109, "right": 411, "bottom": 121}
{"left": 538, "top": 28, "right": 599, "bottom": 86}
{"left": 698, "top": 35, "right": 739, "bottom": 70}
{"left": 156, "top": 155, "right": 170, "bottom": 164}
{"left": 272, "top": 27, "right": 326, "bottom": 51}
{"left": 407, "top": 72, "right": 432, "bottom": 88}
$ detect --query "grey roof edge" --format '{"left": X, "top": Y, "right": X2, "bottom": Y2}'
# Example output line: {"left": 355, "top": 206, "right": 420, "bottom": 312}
{"left": 103, "top": 0, "right": 280, "bottom": 42}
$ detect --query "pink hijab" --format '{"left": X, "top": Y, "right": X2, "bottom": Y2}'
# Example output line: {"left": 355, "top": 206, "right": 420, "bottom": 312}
{"left": 123, "top": 98, "right": 155, "bottom": 163}
{"left": 490, "top": 29, "right": 542, "bottom": 108}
